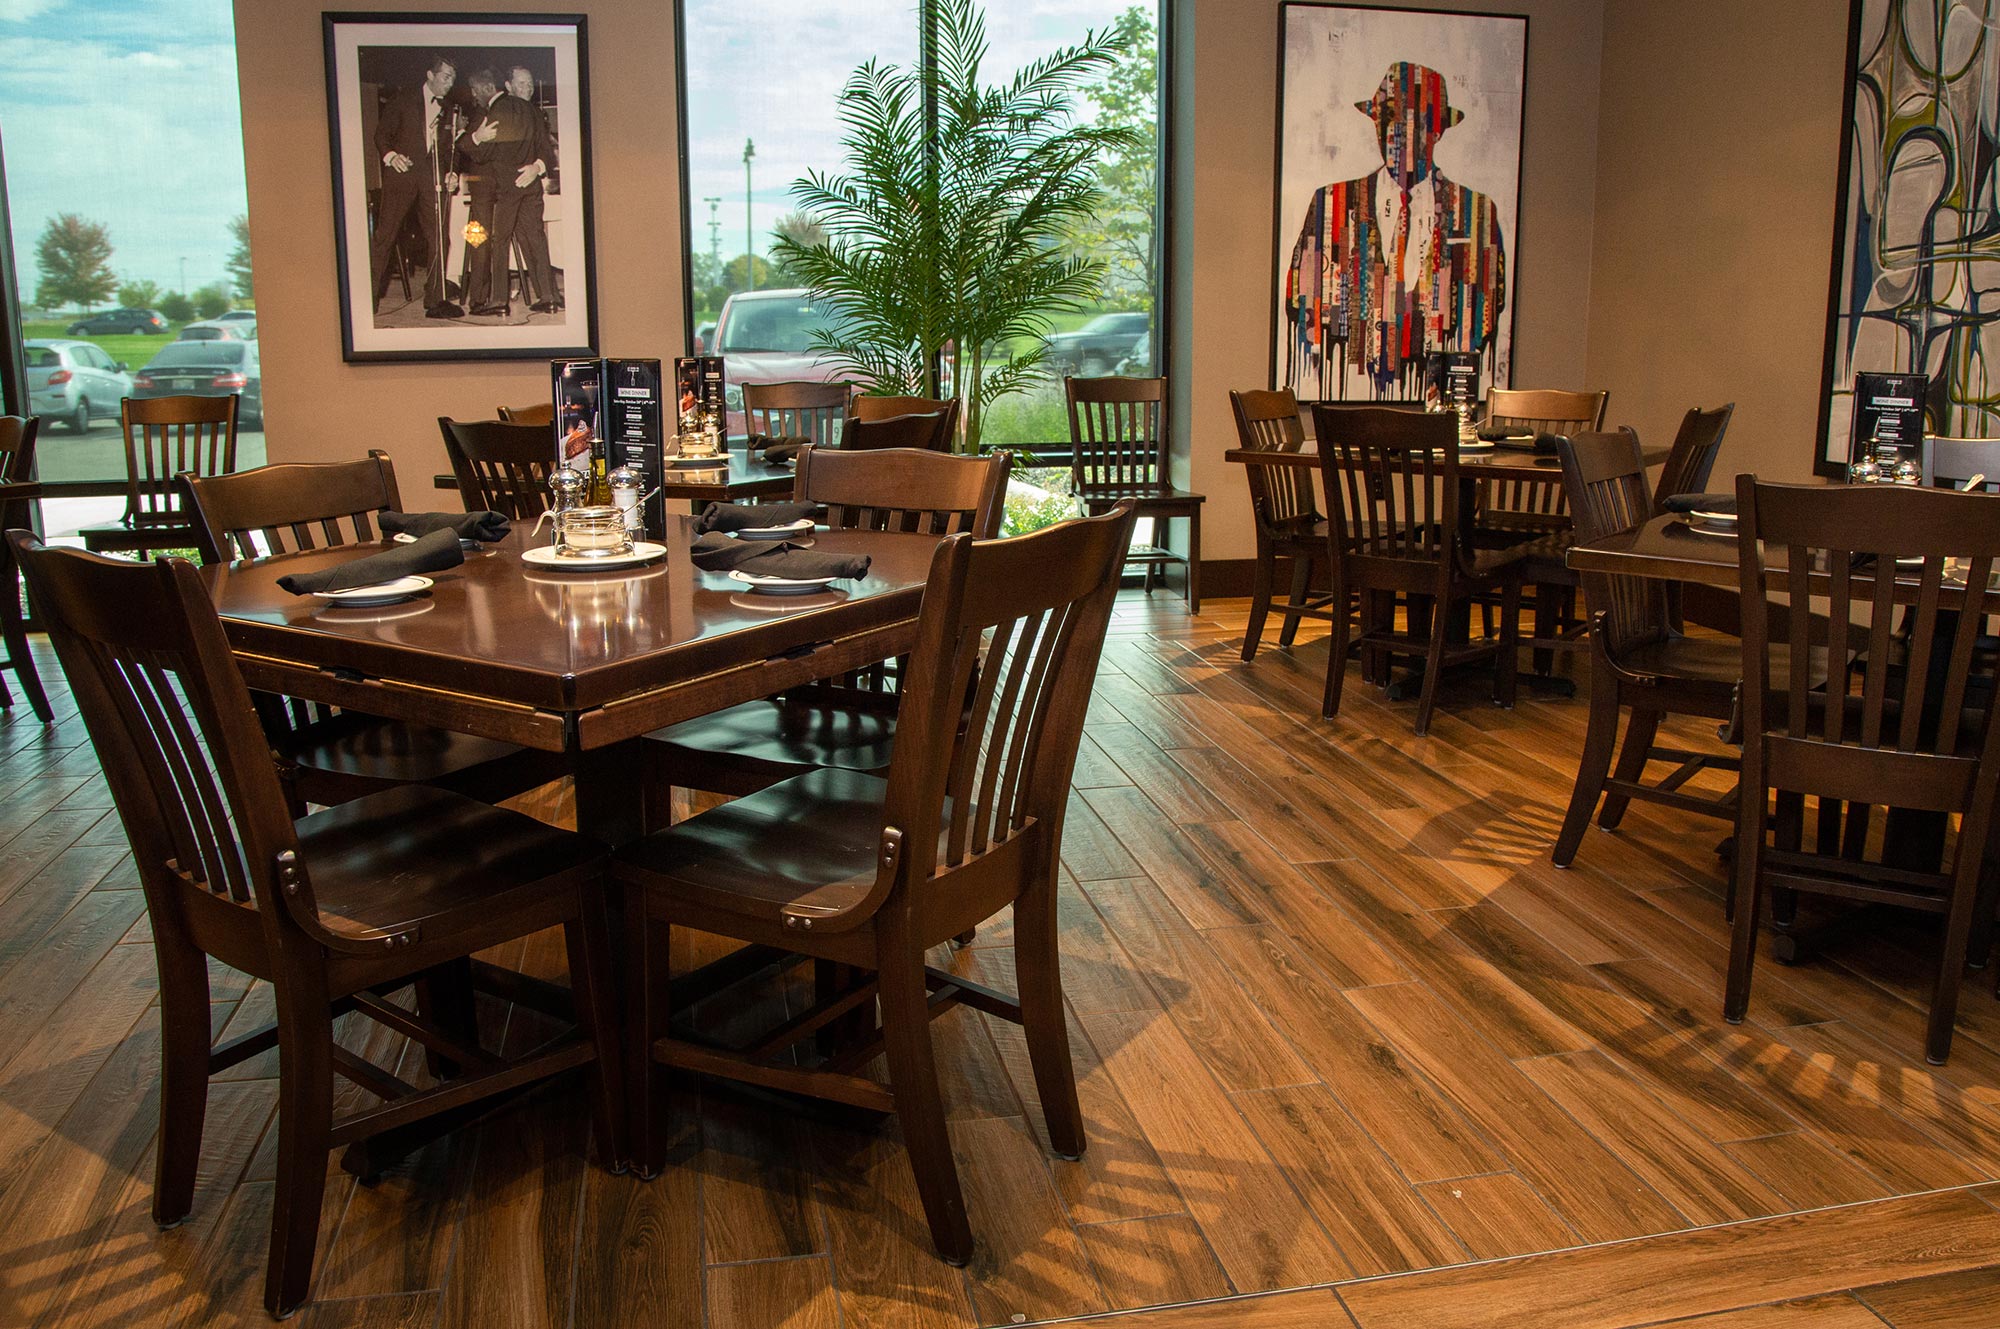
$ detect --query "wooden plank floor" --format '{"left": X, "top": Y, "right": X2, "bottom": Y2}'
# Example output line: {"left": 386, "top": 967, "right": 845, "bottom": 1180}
{"left": 2, "top": 594, "right": 1999, "bottom": 1327}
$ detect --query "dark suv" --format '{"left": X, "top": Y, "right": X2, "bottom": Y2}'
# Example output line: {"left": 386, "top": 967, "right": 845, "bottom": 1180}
{"left": 66, "top": 307, "right": 167, "bottom": 336}
{"left": 1044, "top": 311, "right": 1151, "bottom": 377}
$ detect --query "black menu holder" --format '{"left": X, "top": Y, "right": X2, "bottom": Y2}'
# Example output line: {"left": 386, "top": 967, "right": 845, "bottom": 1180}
{"left": 605, "top": 359, "right": 665, "bottom": 538}
{"left": 1848, "top": 371, "right": 1928, "bottom": 467}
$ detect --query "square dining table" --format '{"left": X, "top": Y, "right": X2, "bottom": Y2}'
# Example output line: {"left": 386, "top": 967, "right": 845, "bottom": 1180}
{"left": 431, "top": 443, "right": 798, "bottom": 507}
{"left": 202, "top": 518, "right": 943, "bottom": 845}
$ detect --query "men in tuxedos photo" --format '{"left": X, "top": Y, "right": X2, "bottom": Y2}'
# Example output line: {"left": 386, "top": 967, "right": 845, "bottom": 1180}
{"left": 368, "top": 54, "right": 463, "bottom": 320}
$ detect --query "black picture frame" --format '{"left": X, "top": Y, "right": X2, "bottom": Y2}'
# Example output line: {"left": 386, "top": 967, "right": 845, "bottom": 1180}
{"left": 1268, "top": 1, "right": 1528, "bottom": 405}
{"left": 322, "top": 11, "right": 597, "bottom": 363}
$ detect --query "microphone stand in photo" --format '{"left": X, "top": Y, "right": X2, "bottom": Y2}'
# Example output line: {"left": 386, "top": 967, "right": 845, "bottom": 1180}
{"left": 429, "top": 105, "right": 465, "bottom": 318}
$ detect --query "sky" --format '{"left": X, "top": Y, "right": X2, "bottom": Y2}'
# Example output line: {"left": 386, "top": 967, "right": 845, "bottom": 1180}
{"left": 1, "top": 0, "right": 247, "bottom": 304}
{"left": 683, "top": 0, "right": 1140, "bottom": 272}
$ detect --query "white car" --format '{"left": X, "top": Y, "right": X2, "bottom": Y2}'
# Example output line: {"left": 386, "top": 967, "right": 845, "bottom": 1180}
{"left": 177, "top": 318, "right": 255, "bottom": 342}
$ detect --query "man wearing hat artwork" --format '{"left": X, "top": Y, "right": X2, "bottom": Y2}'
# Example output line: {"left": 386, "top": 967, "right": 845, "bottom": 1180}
{"left": 1283, "top": 61, "right": 1506, "bottom": 398}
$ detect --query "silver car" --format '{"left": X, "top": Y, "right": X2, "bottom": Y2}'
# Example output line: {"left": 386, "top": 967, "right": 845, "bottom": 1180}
{"left": 25, "top": 339, "right": 133, "bottom": 434}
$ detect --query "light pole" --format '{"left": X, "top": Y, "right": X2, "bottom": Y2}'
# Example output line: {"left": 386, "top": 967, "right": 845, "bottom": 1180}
{"left": 703, "top": 196, "right": 722, "bottom": 268}
{"left": 742, "top": 138, "right": 756, "bottom": 292}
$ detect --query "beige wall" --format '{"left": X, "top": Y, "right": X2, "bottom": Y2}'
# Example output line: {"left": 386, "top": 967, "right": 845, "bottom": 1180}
{"left": 231, "top": 0, "right": 684, "bottom": 498}
{"left": 1186, "top": 0, "right": 1608, "bottom": 563}
{"left": 1586, "top": 0, "right": 1850, "bottom": 485}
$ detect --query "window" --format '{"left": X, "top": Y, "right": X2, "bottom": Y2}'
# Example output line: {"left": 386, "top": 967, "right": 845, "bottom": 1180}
{"left": 677, "top": 1, "right": 1165, "bottom": 451}
{"left": 0, "top": 0, "right": 263, "bottom": 544}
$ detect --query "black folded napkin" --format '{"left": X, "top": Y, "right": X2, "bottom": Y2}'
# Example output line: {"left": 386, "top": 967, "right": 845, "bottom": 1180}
{"left": 692, "top": 501, "right": 818, "bottom": 535}
{"left": 379, "top": 509, "right": 511, "bottom": 542}
{"left": 1476, "top": 425, "right": 1536, "bottom": 443}
{"left": 1662, "top": 493, "right": 1736, "bottom": 515}
{"left": 276, "top": 528, "right": 463, "bottom": 595}
{"left": 750, "top": 434, "right": 812, "bottom": 464}
{"left": 1492, "top": 432, "right": 1561, "bottom": 454}
{"left": 689, "top": 532, "right": 869, "bottom": 580}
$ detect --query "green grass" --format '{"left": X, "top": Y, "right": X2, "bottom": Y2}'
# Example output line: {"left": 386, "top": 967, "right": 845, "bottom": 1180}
{"left": 22, "top": 319, "right": 182, "bottom": 371}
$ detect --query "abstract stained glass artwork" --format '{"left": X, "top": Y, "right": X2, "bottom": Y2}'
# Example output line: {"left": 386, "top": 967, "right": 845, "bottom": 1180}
{"left": 1818, "top": 0, "right": 2000, "bottom": 473}
{"left": 1271, "top": 3, "right": 1525, "bottom": 401}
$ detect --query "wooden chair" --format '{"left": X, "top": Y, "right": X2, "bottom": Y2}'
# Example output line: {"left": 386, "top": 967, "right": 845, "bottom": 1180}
{"left": 0, "top": 415, "right": 53, "bottom": 722}
{"left": 1314, "top": 404, "right": 1525, "bottom": 735}
{"left": 183, "top": 455, "right": 562, "bottom": 811}
{"left": 8, "top": 533, "right": 621, "bottom": 1318}
{"left": 744, "top": 380, "right": 852, "bottom": 448}
{"left": 643, "top": 446, "right": 1011, "bottom": 801}
{"left": 1066, "top": 375, "right": 1205, "bottom": 610}
{"left": 843, "top": 404, "right": 959, "bottom": 452}
{"left": 1229, "top": 388, "right": 1340, "bottom": 661}
{"left": 1727, "top": 478, "right": 2000, "bottom": 1063}
{"left": 616, "top": 502, "right": 1139, "bottom": 1264}
{"left": 1550, "top": 432, "right": 1744, "bottom": 867}
{"left": 1922, "top": 436, "right": 2000, "bottom": 492}
{"left": 438, "top": 416, "right": 556, "bottom": 520}
{"left": 497, "top": 401, "right": 554, "bottom": 426}
{"left": 79, "top": 395, "right": 239, "bottom": 557}
{"left": 1650, "top": 404, "right": 1736, "bottom": 514}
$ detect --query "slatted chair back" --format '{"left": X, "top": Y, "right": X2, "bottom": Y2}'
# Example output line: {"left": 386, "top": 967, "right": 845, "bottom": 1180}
{"left": 1066, "top": 375, "right": 1167, "bottom": 494}
{"left": 1650, "top": 403, "right": 1735, "bottom": 515}
{"left": 497, "top": 402, "right": 554, "bottom": 426}
{"left": 1922, "top": 436, "right": 2000, "bottom": 493}
{"left": 852, "top": 394, "right": 955, "bottom": 423}
{"left": 744, "top": 380, "right": 851, "bottom": 448}
{"left": 118, "top": 395, "right": 239, "bottom": 528}
{"left": 1733, "top": 478, "right": 2000, "bottom": 1058}
{"left": 1483, "top": 388, "right": 1607, "bottom": 522}
{"left": 794, "top": 446, "right": 1010, "bottom": 538}
{"left": 843, "top": 406, "right": 958, "bottom": 453}
{"left": 0, "top": 414, "right": 37, "bottom": 489}
{"left": 8, "top": 535, "right": 354, "bottom": 951}
{"left": 1558, "top": 430, "right": 1666, "bottom": 658}
{"left": 438, "top": 417, "right": 555, "bottom": 520}
{"left": 1230, "top": 388, "right": 1317, "bottom": 535}
{"left": 817, "top": 504, "right": 1136, "bottom": 935}
{"left": 185, "top": 453, "right": 402, "bottom": 564}
{"left": 1313, "top": 403, "right": 1463, "bottom": 589}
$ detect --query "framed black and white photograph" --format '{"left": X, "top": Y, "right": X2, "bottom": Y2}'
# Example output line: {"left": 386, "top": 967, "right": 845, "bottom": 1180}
{"left": 1271, "top": 2, "right": 1526, "bottom": 402}
{"left": 323, "top": 12, "right": 596, "bottom": 362}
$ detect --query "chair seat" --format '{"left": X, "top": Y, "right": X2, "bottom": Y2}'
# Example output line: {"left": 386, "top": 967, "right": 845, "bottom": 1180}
{"left": 643, "top": 697, "right": 897, "bottom": 786}
{"left": 281, "top": 714, "right": 536, "bottom": 787}
{"left": 298, "top": 783, "right": 604, "bottom": 939}
{"left": 1080, "top": 486, "right": 1205, "bottom": 507}
{"left": 1618, "top": 636, "right": 1824, "bottom": 695}
{"left": 613, "top": 767, "right": 891, "bottom": 926}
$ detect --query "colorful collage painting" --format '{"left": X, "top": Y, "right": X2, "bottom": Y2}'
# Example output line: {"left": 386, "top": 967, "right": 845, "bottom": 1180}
{"left": 1271, "top": 3, "right": 1525, "bottom": 402}
{"left": 1818, "top": 0, "right": 2000, "bottom": 473}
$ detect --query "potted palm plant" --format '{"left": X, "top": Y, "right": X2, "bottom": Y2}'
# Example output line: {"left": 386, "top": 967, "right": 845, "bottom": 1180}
{"left": 771, "top": 0, "right": 1139, "bottom": 455}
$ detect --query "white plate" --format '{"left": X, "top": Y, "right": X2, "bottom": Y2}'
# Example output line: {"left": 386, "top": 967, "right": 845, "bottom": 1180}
{"left": 311, "top": 575, "right": 433, "bottom": 606}
{"left": 668, "top": 452, "right": 728, "bottom": 467}
{"left": 1688, "top": 509, "right": 1737, "bottom": 525}
{"left": 732, "top": 519, "right": 815, "bottom": 541}
{"left": 1684, "top": 523, "right": 1738, "bottom": 538}
{"left": 521, "top": 541, "right": 667, "bottom": 571}
{"left": 728, "top": 569, "right": 843, "bottom": 595}
{"left": 1455, "top": 440, "right": 1495, "bottom": 451}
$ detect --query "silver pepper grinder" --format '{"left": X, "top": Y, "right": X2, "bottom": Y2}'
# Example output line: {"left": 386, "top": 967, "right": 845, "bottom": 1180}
{"left": 546, "top": 468, "right": 588, "bottom": 552}
{"left": 608, "top": 464, "right": 644, "bottom": 535}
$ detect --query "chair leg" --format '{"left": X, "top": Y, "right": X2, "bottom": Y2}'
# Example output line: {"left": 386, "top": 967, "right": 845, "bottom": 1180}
{"left": 1723, "top": 789, "right": 1766, "bottom": 1026}
{"left": 265, "top": 979, "right": 336, "bottom": 1318}
{"left": 1554, "top": 669, "right": 1621, "bottom": 868}
{"left": 0, "top": 565, "right": 52, "bottom": 723}
{"left": 153, "top": 938, "right": 212, "bottom": 1227}
{"left": 413, "top": 958, "right": 476, "bottom": 1080}
{"left": 1531, "top": 582, "right": 1559, "bottom": 677}
{"left": 879, "top": 947, "right": 973, "bottom": 1265}
{"left": 1597, "top": 708, "right": 1662, "bottom": 831}
{"left": 625, "top": 895, "right": 665, "bottom": 1179}
{"left": 1493, "top": 578, "right": 1522, "bottom": 710}
{"left": 1185, "top": 508, "right": 1201, "bottom": 613}
{"left": 1014, "top": 877, "right": 1084, "bottom": 1159}
{"left": 566, "top": 889, "right": 626, "bottom": 1169}
{"left": 1277, "top": 553, "right": 1313, "bottom": 649}
{"left": 1412, "top": 591, "right": 1452, "bottom": 737}
{"left": 1242, "top": 547, "right": 1276, "bottom": 662}
{"left": 1322, "top": 575, "right": 1352, "bottom": 720}
{"left": 1926, "top": 858, "right": 1984, "bottom": 1064}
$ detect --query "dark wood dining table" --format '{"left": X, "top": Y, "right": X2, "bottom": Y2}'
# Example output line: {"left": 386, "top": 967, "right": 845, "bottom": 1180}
{"left": 203, "top": 518, "right": 942, "bottom": 845}
{"left": 1222, "top": 441, "right": 1672, "bottom": 481}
